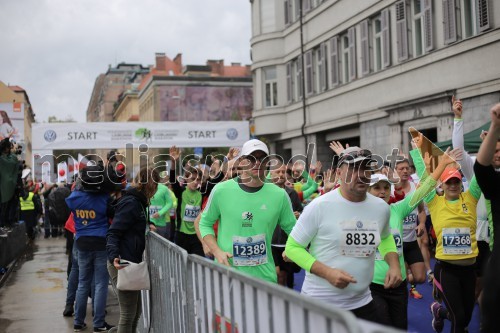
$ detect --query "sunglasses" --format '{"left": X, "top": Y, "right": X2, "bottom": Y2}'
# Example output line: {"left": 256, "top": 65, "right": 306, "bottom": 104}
{"left": 242, "top": 154, "right": 268, "bottom": 162}
{"left": 339, "top": 149, "right": 372, "bottom": 160}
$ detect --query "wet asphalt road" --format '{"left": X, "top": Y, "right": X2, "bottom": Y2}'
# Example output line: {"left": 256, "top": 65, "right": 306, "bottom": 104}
{"left": 0, "top": 236, "right": 119, "bottom": 333}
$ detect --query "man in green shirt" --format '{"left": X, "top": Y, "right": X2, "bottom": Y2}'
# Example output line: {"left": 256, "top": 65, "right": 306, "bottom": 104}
{"left": 198, "top": 139, "right": 297, "bottom": 283}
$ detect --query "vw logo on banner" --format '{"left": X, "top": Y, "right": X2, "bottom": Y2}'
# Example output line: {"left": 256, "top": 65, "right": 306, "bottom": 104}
{"left": 44, "top": 130, "right": 57, "bottom": 142}
{"left": 226, "top": 128, "right": 238, "bottom": 140}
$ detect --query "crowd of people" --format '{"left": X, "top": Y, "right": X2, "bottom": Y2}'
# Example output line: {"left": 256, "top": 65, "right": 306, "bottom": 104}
{"left": 192, "top": 100, "right": 499, "bottom": 333}
{"left": 1, "top": 99, "right": 498, "bottom": 333}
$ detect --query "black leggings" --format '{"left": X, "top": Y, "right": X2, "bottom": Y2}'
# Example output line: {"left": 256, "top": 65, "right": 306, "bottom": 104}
{"left": 481, "top": 247, "right": 500, "bottom": 333}
{"left": 434, "top": 260, "right": 476, "bottom": 333}
{"left": 370, "top": 280, "right": 408, "bottom": 330}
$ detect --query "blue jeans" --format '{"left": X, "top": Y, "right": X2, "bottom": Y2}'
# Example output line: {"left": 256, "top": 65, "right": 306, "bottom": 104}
{"left": 74, "top": 248, "right": 109, "bottom": 328}
{"left": 66, "top": 245, "right": 79, "bottom": 305}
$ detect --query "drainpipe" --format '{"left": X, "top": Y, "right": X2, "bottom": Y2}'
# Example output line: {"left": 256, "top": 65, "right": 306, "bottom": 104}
{"left": 299, "top": 0, "right": 309, "bottom": 166}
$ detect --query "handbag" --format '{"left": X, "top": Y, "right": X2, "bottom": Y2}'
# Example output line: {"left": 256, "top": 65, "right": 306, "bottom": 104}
{"left": 116, "top": 260, "right": 150, "bottom": 291}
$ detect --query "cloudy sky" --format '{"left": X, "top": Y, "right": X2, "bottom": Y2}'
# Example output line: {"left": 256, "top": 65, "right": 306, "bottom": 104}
{"left": 0, "top": 0, "right": 251, "bottom": 123}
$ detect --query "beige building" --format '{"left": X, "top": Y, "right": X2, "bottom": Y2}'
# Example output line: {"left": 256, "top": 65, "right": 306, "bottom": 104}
{"left": 250, "top": 0, "right": 500, "bottom": 165}
{"left": 107, "top": 53, "right": 253, "bottom": 173}
{"left": 0, "top": 81, "right": 36, "bottom": 165}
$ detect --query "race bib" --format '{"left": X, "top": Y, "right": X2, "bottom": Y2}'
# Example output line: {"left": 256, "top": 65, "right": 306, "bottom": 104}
{"left": 340, "top": 220, "right": 381, "bottom": 257}
{"left": 402, "top": 213, "right": 418, "bottom": 231}
{"left": 149, "top": 205, "right": 160, "bottom": 216}
{"left": 442, "top": 227, "right": 472, "bottom": 255}
{"left": 232, "top": 234, "right": 268, "bottom": 266}
{"left": 375, "top": 229, "right": 402, "bottom": 260}
{"left": 183, "top": 205, "right": 200, "bottom": 223}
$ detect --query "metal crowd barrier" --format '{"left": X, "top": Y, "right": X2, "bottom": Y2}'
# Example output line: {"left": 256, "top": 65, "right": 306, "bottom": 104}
{"left": 140, "top": 232, "right": 403, "bottom": 333}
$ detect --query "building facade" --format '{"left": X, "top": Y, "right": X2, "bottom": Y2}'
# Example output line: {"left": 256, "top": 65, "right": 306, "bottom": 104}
{"left": 0, "top": 81, "right": 36, "bottom": 165}
{"left": 250, "top": 0, "right": 500, "bottom": 165}
{"left": 106, "top": 53, "right": 253, "bottom": 173}
{"left": 87, "top": 63, "right": 150, "bottom": 123}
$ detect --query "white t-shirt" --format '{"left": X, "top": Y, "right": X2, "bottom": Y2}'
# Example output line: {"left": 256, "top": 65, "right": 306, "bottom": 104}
{"left": 0, "top": 123, "right": 14, "bottom": 138}
{"left": 290, "top": 188, "right": 390, "bottom": 310}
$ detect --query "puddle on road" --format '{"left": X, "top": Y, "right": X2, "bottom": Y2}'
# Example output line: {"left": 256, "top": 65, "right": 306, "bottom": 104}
{"left": 32, "top": 276, "right": 64, "bottom": 293}
{"left": 36, "top": 267, "right": 65, "bottom": 274}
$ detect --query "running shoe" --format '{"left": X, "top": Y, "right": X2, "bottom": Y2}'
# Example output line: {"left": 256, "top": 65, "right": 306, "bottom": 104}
{"left": 430, "top": 301, "right": 444, "bottom": 332}
{"left": 74, "top": 323, "right": 87, "bottom": 332}
{"left": 427, "top": 270, "right": 434, "bottom": 284}
{"left": 409, "top": 287, "right": 423, "bottom": 299}
{"left": 94, "top": 322, "right": 115, "bottom": 332}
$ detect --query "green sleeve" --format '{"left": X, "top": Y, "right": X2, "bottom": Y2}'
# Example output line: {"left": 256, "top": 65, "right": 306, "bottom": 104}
{"left": 279, "top": 191, "right": 297, "bottom": 235}
{"left": 410, "top": 149, "right": 429, "bottom": 180}
{"left": 378, "top": 233, "right": 397, "bottom": 259}
{"left": 158, "top": 189, "right": 173, "bottom": 217}
{"left": 299, "top": 170, "right": 314, "bottom": 192}
{"left": 302, "top": 180, "right": 319, "bottom": 199}
{"left": 467, "top": 176, "right": 481, "bottom": 200}
{"left": 394, "top": 176, "right": 437, "bottom": 215}
{"left": 410, "top": 149, "right": 436, "bottom": 203}
{"left": 285, "top": 236, "right": 316, "bottom": 272}
{"left": 199, "top": 187, "right": 220, "bottom": 238}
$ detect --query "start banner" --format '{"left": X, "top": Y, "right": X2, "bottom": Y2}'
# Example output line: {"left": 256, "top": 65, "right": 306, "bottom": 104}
{"left": 32, "top": 121, "right": 249, "bottom": 150}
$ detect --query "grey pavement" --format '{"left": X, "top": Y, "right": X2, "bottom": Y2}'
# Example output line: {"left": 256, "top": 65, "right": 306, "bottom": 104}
{"left": 0, "top": 236, "right": 119, "bottom": 333}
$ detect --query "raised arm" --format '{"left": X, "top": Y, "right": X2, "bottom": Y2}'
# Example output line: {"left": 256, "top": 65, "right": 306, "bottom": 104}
{"left": 451, "top": 96, "right": 474, "bottom": 181}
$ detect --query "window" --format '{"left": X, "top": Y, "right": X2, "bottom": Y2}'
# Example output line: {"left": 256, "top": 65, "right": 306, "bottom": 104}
{"left": 461, "top": 0, "right": 490, "bottom": 38}
{"left": 261, "top": 0, "right": 276, "bottom": 33}
{"left": 295, "top": 56, "right": 303, "bottom": 101}
{"left": 286, "top": 62, "right": 293, "bottom": 103}
{"left": 443, "top": 0, "right": 458, "bottom": 43}
{"left": 411, "top": 0, "right": 433, "bottom": 57}
{"left": 396, "top": 0, "right": 409, "bottom": 61}
{"left": 329, "top": 36, "right": 339, "bottom": 87}
{"left": 315, "top": 43, "right": 328, "bottom": 92}
{"left": 360, "top": 12, "right": 392, "bottom": 75}
{"left": 412, "top": 0, "right": 424, "bottom": 56}
{"left": 284, "top": 0, "right": 303, "bottom": 26}
{"left": 263, "top": 67, "right": 278, "bottom": 107}
{"left": 341, "top": 28, "right": 356, "bottom": 83}
{"left": 305, "top": 50, "right": 314, "bottom": 96}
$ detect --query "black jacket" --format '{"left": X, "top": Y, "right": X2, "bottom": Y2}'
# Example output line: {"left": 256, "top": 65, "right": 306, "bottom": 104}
{"left": 106, "top": 187, "right": 148, "bottom": 264}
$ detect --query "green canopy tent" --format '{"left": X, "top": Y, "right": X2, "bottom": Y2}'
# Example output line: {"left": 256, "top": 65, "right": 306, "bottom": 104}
{"left": 435, "top": 122, "right": 491, "bottom": 153}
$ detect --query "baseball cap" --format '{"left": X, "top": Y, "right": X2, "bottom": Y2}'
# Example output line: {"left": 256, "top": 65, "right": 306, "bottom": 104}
{"left": 440, "top": 167, "right": 462, "bottom": 183}
{"left": 370, "top": 174, "right": 391, "bottom": 186}
{"left": 338, "top": 146, "right": 373, "bottom": 166}
{"left": 239, "top": 139, "right": 269, "bottom": 157}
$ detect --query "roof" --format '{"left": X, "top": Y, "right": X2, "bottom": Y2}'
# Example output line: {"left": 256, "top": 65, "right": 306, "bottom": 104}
{"left": 8, "top": 85, "right": 25, "bottom": 92}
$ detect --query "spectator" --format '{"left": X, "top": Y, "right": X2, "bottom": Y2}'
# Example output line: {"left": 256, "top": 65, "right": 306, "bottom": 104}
{"left": 107, "top": 167, "right": 160, "bottom": 333}
{"left": 0, "top": 138, "right": 21, "bottom": 236}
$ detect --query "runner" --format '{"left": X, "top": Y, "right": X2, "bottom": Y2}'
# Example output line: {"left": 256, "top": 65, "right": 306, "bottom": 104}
{"left": 394, "top": 157, "right": 427, "bottom": 299}
{"left": 410, "top": 140, "right": 481, "bottom": 333}
{"left": 474, "top": 103, "right": 500, "bottom": 333}
{"left": 169, "top": 146, "right": 204, "bottom": 256}
{"left": 451, "top": 96, "right": 491, "bottom": 307}
{"left": 197, "top": 139, "right": 296, "bottom": 283}
{"left": 370, "top": 149, "right": 455, "bottom": 329}
{"left": 284, "top": 146, "right": 402, "bottom": 323}
{"left": 269, "top": 160, "right": 303, "bottom": 288}
{"left": 148, "top": 183, "right": 173, "bottom": 240}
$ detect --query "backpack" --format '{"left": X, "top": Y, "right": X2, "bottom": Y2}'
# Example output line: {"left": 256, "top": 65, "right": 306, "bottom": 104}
{"left": 47, "top": 186, "right": 71, "bottom": 224}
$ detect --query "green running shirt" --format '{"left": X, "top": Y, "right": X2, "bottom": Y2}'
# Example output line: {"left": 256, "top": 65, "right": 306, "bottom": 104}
{"left": 199, "top": 178, "right": 297, "bottom": 283}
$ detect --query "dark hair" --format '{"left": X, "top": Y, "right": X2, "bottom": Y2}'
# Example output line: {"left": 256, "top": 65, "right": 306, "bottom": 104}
{"left": 133, "top": 167, "right": 160, "bottom": 200}
{"left": 107, "top": 150, "right": 117, "bottom": 162}
{"left": 396, "top": 158, "right": 410, "bottom": 166}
